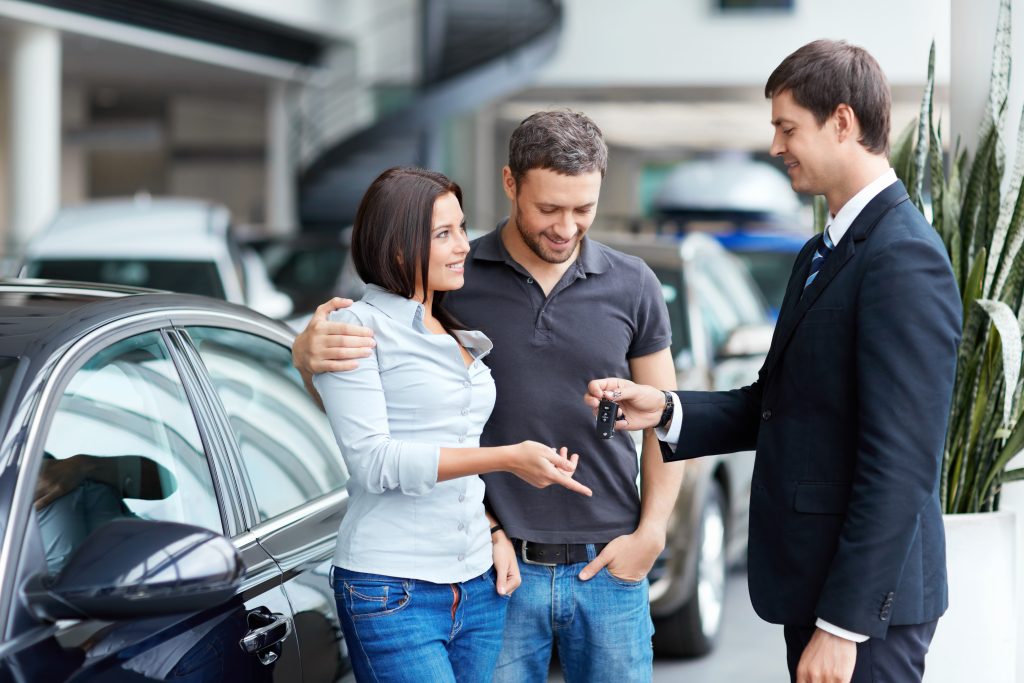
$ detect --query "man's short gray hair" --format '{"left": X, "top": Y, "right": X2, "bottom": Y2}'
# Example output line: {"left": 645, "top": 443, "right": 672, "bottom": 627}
{"left": 508, "top": 110, "right": 608, "bottom": 184}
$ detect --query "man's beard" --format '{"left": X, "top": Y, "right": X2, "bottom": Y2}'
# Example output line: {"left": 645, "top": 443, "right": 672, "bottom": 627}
{"left": 514, "top": 201, "right": 581, "bottom": 265}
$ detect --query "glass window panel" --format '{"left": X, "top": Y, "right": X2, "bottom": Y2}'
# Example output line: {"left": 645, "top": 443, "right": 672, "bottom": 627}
{"left": 187, "top": 327, "right": 347, "bottom": 522}
{"left": 38, "top": 331, "right": 221, "bottom": 573}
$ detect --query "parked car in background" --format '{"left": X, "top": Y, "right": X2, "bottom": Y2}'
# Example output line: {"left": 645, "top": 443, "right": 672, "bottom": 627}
{"left": 712, "top": 230, "right": 808, "bottom": 319}
{"left": 247, "top": 228, "right": 363, "bottom": 331}
{"left": 598, "top": 231, "right": 772, "bottom": 658}
{"left": 652, "top": 157, "right": 811, "bottom": 318}
{"left": 19, "top": 196, "right": 294, "bottom": 320}
{"left": 0, "top": 279, "right": 350, "bottom": 682}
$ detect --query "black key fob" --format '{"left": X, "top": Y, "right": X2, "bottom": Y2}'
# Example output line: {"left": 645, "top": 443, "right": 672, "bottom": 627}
{"left": 596, "top": 398, "right": 617, "bottom": 439}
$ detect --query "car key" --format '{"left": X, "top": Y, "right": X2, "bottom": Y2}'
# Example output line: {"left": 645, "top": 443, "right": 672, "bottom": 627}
{"left": 596, "top": 398, "right": 618, "bottom": 439}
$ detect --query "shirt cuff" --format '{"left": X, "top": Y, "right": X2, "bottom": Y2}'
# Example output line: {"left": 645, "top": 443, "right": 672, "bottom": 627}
{"left": 654, "top": 392, "right": 682, "bottom": 448}
{"left": 815, "top": 619, "right": 869, "bottom": 643}
{"left": 395, "top": 443, "right": 441, "bottom": 496}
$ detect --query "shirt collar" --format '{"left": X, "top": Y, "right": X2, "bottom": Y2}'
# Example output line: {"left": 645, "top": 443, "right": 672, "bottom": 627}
{"left": 472, "top": 219, "right": 610, "bottom": 275}
{"left": 361, "top": 283, "right": 426, "bottom": 328}
{"left": 826, "top": 168, "right": 898, "bottom": 246}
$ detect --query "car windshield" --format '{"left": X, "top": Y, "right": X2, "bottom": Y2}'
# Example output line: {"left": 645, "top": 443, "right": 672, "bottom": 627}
{"left": 733, "top": 250, "right": 800, "bottom": 317}
{"left": 26, "top": 259, "right": 226, "bottom": 299}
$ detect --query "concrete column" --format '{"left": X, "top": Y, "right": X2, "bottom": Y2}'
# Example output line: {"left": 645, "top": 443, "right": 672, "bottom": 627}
{"left": 266, "top": 81, "right": 296, "bottom": 235}
{"left": 6, "top": 25, "right": 61, "bottom": 253}
{"left": 61, "top": 84, "right": 87, "bottom": 206}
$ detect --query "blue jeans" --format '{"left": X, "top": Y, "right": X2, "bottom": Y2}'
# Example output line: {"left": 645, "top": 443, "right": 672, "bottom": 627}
{"left": 332, "top": 566, "right": 509, "bottom": 682}
{"left": 492, "top": 544, "right": 654, "bottom": 683}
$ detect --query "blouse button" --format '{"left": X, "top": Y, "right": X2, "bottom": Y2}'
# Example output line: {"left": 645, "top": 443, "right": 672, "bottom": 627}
{"left": 458, "top": 522, "right": 465, "bottom": 531}
{"left": 463, "top": 381, "right": 471, "bottom": 388}
{"left": 458, "top": 435, "right": 466, "bottom": 443}
{"left": 458, "top": 554, "right": 465, "bottom": 561}
{"left": 526, "top": 277, "right": 534, "bottom": 284}
{"left": 461, "top": 408, "right": 469, "bottom": 416}
{"left": 458, "top": 494, "right": 466, "bottom": 502}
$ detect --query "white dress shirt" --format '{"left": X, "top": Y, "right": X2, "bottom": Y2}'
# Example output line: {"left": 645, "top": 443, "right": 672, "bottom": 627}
{"left": 313, "top": 284, "right": 497, "bottom": 583}
{"left": 658, "top": 168, "right": 899, "bottom": 643}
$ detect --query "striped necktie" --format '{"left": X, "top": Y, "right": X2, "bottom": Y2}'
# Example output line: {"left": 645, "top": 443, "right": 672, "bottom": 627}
{"left": 804, "top": 230, "right": 835, "bottom": 289}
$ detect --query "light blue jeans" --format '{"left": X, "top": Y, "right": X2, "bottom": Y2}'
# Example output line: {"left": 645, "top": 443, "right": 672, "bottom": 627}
{"left": 492, "top": 544, "right": 654, "bottom": 683}
{"left": 332, "top": 566, "right": 509, "bottom": 682}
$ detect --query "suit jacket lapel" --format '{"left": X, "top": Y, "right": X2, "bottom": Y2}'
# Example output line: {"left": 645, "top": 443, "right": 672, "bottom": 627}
{"left": 761, "top": 181, "right": 911, "bottom": 381}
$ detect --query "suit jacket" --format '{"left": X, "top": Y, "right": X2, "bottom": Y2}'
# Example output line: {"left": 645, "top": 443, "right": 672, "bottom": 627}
{"left": 663, "top": 180, "right": 961, "bottom": 638}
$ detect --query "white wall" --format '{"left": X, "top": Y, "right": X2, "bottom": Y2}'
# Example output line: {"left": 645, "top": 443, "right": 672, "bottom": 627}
{"left": 538, "top": 0, "right": 950, "bottom": 87}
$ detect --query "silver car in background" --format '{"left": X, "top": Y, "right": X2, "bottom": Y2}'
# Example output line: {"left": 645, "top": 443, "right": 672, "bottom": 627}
{"left": 19, "top": 196, "right": 294, "bottom": 320}
{"left": 599, "top": 231, "right": 772, "bottom": 658}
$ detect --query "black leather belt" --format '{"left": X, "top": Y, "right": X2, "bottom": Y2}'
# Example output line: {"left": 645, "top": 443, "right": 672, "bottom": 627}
{"left": 512, "top": 539, "right": 607, "bottom": 566}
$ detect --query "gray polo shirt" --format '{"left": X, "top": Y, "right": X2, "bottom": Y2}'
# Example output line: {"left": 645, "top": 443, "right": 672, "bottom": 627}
{"left": 444, "top": 223, "right": 671, "bottom": 544}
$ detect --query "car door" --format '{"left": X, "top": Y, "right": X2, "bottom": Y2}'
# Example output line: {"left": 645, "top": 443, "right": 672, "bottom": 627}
{"left": 178, "top": 323, "right": 351, "bottom": 683}
{"left": 0, "top": 326, "right": 301, "bottom": 683}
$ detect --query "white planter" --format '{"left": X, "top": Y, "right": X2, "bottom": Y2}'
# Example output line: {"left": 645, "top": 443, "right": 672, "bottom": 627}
{"left": 926, "top": 511, "right": 1017, "bottom": 683}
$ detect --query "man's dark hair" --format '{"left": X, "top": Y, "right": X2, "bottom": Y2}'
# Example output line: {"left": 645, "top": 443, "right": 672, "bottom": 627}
{"left": 508, "top": 110, "right": 608, "bottom": 185}
{"left": 351, "top": 166, "right": 464, "bottom": 332}
{"left": 765, "top": 39, "right": 891, "bottom": 156}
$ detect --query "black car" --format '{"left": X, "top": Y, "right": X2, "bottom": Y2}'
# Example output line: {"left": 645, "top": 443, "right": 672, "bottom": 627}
{"left": 0, "top": 280, "right": 351, "bottom": 682}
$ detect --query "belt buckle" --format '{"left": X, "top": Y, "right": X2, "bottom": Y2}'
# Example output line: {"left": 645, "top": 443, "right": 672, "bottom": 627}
{"left": 519, "top": 540, "right": 557, "bottom": 567}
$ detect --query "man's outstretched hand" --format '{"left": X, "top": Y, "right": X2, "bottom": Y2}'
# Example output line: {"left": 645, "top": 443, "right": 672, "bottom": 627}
{"left": 584, "top": 378, "right": 668, "bottom": 431}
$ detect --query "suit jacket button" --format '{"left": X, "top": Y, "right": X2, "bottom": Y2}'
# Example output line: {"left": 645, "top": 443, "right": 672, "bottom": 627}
{"left": 761, "top": 409, "right": 772, "bottom": 421}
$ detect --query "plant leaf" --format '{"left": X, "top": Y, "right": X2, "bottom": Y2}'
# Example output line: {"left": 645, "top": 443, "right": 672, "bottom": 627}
{"left": 1002, "top": 468, "right": 1024, "bottom": 483}
{"left": 975, "top": 298, "right": 1023, "bottom": 426}
{"left": 911, "top": 42, "right": 935, "bottom": 210}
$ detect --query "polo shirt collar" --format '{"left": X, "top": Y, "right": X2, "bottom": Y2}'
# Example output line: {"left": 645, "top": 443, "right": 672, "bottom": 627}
{"left": 473, "top": 219, "right": 610, "bottom": 275}
{"left": 361, "top": 283, "right": 426, "bottom": 328}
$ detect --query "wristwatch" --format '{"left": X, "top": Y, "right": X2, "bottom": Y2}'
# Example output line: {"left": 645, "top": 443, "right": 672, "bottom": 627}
{"left": 657, "top": 391, "right": 675, "bottom": 430}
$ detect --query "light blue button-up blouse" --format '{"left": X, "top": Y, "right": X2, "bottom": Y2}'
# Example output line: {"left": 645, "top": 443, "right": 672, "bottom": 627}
{"left": 313, "top": 284, "right": 496, "bottom": 583}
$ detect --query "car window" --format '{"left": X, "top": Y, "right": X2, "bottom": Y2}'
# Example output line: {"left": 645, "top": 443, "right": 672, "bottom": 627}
{"left": 186, "top": 327, "right": 347, "bottom": 522}
{"left": 651, "top": 267, "right": 691, "bottom": 359}
{"left": 26, "top": 259, "right": 226, "bottom": 299}
{"left": 690, "top": 247, "right": 766, "bottom": 352}
{"left": 38, "top": 331, "right": 222, "bottom": 574}
{"left": 734, "top": 250, "right": 799, "bottom": 314}
{"left": 0, "top": 356, "right": 17, "bottom": 402}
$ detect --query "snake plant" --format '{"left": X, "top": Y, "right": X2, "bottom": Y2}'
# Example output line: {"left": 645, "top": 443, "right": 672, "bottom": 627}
{"left": 891, "top": 0, "right": 1024, "bottom": 512}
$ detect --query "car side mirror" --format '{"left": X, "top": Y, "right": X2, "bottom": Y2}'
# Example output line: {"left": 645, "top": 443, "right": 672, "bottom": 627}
{"left": 717, "top": 324, "right": 774, "bottom": 360}
{"left": 22, "top": 519, "right": 242, "bottom": 621}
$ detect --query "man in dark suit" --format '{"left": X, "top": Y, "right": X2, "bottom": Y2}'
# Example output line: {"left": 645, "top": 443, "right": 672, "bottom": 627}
{"left": 586, "top": 40, "right": 961, "bottom": 683}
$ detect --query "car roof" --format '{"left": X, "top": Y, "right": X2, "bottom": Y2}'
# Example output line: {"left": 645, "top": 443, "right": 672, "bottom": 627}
{"left": 654, "top": 158, "right": 801, "bottom": 215}
{"left": 0, "top": 279, "right": 283, "bottom": 359}
{"left": 24, "top": 197, "right": 232, "bottom": 260}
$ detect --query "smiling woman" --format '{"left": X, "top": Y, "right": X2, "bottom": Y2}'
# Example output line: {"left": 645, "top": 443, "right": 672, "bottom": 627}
{"left": 311, "top": 166, "right": 591, "bottom": 683}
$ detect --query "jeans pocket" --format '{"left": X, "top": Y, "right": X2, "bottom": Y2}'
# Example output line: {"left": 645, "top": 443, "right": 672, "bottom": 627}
{"left": 601, "top": 567, "right": 646, "bottom": 588}
{"left": 482, "top": 566, "right": 512, "bottom": 599}
{"left": 341, "top": 578, "right": 412, "bottom": 620}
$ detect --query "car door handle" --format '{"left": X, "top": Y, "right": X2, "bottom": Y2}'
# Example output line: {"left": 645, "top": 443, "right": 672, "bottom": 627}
{"left": 240, "top": 612, "right": 292, "bottom": 665}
